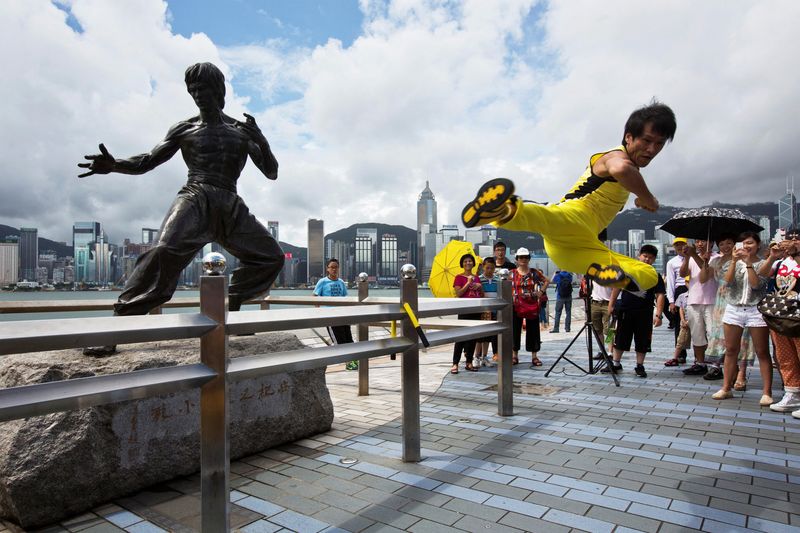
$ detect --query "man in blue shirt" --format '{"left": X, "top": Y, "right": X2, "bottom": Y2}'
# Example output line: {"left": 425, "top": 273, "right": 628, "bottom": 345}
{"left": 313, "top": 259, "right": 356, "bottom": 369}
{"left": 550, "top": 270, "right": 574, "bottom": 333}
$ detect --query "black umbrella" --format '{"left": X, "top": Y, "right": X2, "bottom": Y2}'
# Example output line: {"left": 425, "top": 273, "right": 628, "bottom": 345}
{"left": 660, "top": 207, "right": 763, "bottom": 241}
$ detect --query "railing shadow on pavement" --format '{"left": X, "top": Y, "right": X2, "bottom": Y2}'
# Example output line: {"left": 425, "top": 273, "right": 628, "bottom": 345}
{"left": 0, "top": 268, "right": 515, "bottom": 532}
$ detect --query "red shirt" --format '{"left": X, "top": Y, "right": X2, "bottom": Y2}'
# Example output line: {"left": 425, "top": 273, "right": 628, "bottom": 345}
{"left": 454, "top": 274, "right": 484, "bottom": 298}
{"left": 511, "top": 269, "right": 546, "bottom": 301}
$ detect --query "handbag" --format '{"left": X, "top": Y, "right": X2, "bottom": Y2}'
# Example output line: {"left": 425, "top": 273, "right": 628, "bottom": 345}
{"left": 513, "top": 295, "right": 539, "bottom": 319}
{"left": 758, "top": 283, "right": 800, "bottom": 337}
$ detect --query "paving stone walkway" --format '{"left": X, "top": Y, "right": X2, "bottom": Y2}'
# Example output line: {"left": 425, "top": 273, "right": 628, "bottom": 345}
{"left": 3, "top": 309, "right": 800, "bottom": 532}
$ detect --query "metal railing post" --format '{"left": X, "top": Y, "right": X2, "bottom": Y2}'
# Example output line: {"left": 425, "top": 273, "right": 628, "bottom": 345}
{"left": 357, "top": 274, "right": 369, "bottom": 396}
{"left": 260, "top": 288, "right": 270, "bottom": 310}
{"left": 199, "top": 273, "right": 230, "bottom": 532}
{"left": 399, "top": 265, "right": 421, "bottom": 462}
{"left": 497, "top": 276, "right": 514, "bottom": 416}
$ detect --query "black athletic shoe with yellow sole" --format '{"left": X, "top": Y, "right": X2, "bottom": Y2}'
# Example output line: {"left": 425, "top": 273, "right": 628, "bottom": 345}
{"left": 586, "top": 263, "right": 630, "bottom": 289}
{"left": 462, "top": 178, "right": 517, "bottom": 228}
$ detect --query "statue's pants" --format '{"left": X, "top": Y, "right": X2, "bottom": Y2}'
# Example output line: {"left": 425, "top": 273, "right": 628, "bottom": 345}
{"left": 115, "top": 182, "right": 284, "bottom": 315}
{"left": 499, "top": 198, "right": 658, "bottom": 291}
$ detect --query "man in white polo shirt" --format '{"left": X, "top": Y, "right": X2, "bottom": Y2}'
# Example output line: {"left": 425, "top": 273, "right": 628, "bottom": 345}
{"left": 679, "top": 239, "right": 718, "bottom": 376}
{"left": 664, "top": 237, "right": 688, "bottom": 365}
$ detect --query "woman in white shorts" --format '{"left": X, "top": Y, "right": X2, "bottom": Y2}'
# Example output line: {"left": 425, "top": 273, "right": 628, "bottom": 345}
{"left": 712, "top": 232, "right": 773, "bottom": 404}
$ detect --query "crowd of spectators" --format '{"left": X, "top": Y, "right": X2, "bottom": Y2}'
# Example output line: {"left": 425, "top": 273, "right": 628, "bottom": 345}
{"left": 446, "top": 233, "right": 800, "bottom": 419}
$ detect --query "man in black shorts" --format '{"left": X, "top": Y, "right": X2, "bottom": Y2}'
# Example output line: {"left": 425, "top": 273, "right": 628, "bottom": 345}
{"left": 603, "top": 244, "right": 666, "bottom": 377}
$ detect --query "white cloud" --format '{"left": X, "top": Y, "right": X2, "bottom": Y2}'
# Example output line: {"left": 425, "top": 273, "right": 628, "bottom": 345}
{"left": 1, "top": 0, "right": 799, "bottom": 250}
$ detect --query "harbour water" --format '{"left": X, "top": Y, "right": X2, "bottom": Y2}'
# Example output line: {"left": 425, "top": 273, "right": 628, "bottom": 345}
{"left": 0, "top": 287, "right": 436, "bottom": 321}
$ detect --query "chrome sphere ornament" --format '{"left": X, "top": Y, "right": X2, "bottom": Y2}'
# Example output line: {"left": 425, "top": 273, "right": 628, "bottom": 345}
{"left": 498, "top": 268, "right": 510, "bottom": 280}
{"left": 358, "top": 272, "right": 369, "bottom": 282}
{"left": 202, "top": 252, "right": 227, "bottom": 275}
{"left": 400, "top": 264, "right": 417, "bottom": 279}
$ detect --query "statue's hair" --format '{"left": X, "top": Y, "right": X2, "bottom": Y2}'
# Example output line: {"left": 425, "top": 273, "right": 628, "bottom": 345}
{"left": 185, "top": 62, "right": 226, "bottom": 109}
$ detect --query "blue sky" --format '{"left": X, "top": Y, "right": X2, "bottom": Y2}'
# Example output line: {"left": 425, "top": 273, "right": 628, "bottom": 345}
{"left": 167, "top": 0, "right": 364, "bottom": 49}
{"left": 2, "top": 1, "right": 799, "bottom": 247}
{"left": 167, "top": 0, "right": 366, "bottom": 110}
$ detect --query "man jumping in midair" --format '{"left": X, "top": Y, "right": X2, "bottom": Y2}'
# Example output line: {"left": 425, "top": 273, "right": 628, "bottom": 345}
{"left": 462, "top": 101, "right": 676, "bottom": 292}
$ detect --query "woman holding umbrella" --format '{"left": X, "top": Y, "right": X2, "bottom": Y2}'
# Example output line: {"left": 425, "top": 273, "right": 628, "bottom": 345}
{"left": 712, "top": 232, "right": 773, "bottom": 405}
{"left": 452, "top": 253, "right": 484, "bottom": 373}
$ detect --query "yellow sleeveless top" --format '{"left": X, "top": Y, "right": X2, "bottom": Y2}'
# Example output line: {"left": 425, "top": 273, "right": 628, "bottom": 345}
{"left": 558, "top": 145, "right": 631, "bottom": 224}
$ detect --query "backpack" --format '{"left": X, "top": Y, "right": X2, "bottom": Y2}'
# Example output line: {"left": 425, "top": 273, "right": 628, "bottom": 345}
{"left": 557, "top": 275, "right": 573, "bottom": 298}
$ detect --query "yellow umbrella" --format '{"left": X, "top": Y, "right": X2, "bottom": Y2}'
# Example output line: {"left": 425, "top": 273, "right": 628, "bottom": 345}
{"left": 428, "top": 240, "right": 480, "bottom": 297}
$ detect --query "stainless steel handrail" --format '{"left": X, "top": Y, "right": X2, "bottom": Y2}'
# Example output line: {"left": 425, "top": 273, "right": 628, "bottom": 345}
{"left": 0, "top": 313, "right": 218, "bottom": 355}
{"left": 0, "top": 272, "right": 514, "bottom": 531}
{"left": 0, "top": 363, "right": 216, "bottom": 423}
{"left": 0, "top": 294, "right": 395, "bottom": 314}
{"left": 226, "top": 304, "right": 406, "bottom": 335}
{"left": 228, "top": 337, "right": 414, "bottom": 379}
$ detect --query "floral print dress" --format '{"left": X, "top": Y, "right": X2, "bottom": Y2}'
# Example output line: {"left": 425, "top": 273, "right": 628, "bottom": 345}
{"left": 705, "top": 256, "right": 753, "bottom": 365}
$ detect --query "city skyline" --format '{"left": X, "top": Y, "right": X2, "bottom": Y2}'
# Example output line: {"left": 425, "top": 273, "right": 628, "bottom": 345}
{"left": 0, "top": 176, "right": 791, "bottom": 286}
{"left": 1, "top": 187, "right": 785, "bottom": 287}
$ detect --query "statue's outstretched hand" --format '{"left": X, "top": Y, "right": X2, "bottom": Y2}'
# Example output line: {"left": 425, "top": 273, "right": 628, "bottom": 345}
{"left": 78, "top": 143, "right": 115, "bottom": 178}
{"left": 241, "top": 113, "right": 268, "bottom": 144}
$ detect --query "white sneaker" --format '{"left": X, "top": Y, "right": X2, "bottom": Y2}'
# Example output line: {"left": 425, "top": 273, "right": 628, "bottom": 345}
{"left": 474, "top": 356, "right": 483, "bottom": 368}
{"left": 770, "top": 392, "right": 800, "bottom": 412}
{"left": 793, "top": 408, "right": 800, "bottom": 419}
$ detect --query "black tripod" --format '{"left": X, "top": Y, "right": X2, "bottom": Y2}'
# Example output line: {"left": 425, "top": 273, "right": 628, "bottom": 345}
{"left": 545, "top": 279, "right": 620, "bottom": 386}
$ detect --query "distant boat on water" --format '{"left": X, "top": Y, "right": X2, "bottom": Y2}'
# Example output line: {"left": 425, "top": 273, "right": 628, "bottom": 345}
{"left": 14, "top": 280, "right": 41, "bottom": 291}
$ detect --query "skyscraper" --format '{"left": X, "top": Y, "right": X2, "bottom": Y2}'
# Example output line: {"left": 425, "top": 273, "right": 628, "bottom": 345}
{"left": 380, "top": 234, "right": 399, "bottom": 282}
{"left": 307, "top": 218, "right": 324, "bottom": 284}
{"left": 417, "top": 181, "right": 437, "bottom": 279}
{"left": 417, "top": 181, "right": 437, "bottom": 233}
{"left": 141, "top": 228, "right": 159, "bottom": 245}
{"left": 267, "top": 221, "right": 279, "bottom": 242}
{"left": 628, "top": 229, "right": 645, "bottom": 257}
{"left": 778, "top": 178, "right": 796, "bottom": 230}
{"left": 73, "top": 221, "right": 101, "bottom": 283}
{"left": 19, "top": 227, "right": 38, "bottom": 281}
{"left": 92, "top": 230, "right": 113, "bottom": 286}
{"left": 610, "top": 239, "right": 628, "bottom": 255}
{"left": 353, "top": 227, "right": 378, "bottom": 279}
{"left": 0, "top": 242, "right": 19, "bottom": 285}
{"left": 759, "top": 216, "right": 771, "bottom": 244}
{"left": 440, "top": 225, "right": 460, "bottom": 240}
{"left": 326, "top": 238, "right": 353, "bottom": 282}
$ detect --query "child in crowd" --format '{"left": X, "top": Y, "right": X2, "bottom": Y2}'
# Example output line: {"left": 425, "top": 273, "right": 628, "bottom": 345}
{"left": 476, "top": 257, "right": 498, "bottom": 367}
{"left": 672, "top": 289, "right": 691, "bottom": 363}
{"left": 538, "top": 287, "right": 550, "bottom": 331}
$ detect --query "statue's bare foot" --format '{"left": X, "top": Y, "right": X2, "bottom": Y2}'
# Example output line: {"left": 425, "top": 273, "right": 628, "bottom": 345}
{"left": 83, "top": 345, "right": 117, "bottom": 357}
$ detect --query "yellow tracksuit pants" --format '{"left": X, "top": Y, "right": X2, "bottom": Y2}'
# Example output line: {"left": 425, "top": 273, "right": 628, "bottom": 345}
{"left": 500, "top": 198, "right": 658, "bottom": 290}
